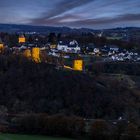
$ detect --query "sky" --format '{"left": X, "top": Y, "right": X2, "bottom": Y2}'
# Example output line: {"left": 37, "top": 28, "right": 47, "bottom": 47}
{"left": 0, "top": 0, "right": 140, "bottom": 29}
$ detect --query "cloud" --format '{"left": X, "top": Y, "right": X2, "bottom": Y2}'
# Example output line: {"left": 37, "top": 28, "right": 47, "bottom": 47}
{"left": 69, "top": 13, "right": 140, "bottom": 26}
{"left": 31, "top": 14, "right": 83, "bottom": 26}
{"left": 30, "top": 12, "right": 140, "bottom": 28}
{"left": 1, "top": 0, "right": 139, "bottom": 28}
{"left": 31, "top": 0, "right": 93, "bottom": 24}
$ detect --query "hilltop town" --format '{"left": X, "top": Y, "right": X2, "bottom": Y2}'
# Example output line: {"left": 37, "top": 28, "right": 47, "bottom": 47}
{"left": 0, "top": 26, "right": 140, "bottom": 72}
{"left": 1, "top": 0, "right": 140, "bottom": 139}
{"left": 0, "top": 26, "right": 140, "bottom": 140}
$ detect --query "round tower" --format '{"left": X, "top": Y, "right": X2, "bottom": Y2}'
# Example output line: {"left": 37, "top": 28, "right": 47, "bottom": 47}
{"left": 19, "top": 35, "right": 26, "bottom": 43}
{"left": 32, "top": 47, "right": 41, "bottom": 63}
{"left": 73, "top": 59, "right": 83, "bottom": 71}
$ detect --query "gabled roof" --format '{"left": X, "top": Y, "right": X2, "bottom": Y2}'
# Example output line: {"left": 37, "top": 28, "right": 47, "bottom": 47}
{"left": 58, "top": 40, "right": 78, "bottom": 48}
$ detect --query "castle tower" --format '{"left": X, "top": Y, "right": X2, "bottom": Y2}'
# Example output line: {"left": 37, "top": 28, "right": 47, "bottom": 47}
{"left": 19, "top": 35, "right": 26, "bottom": 43}
{"left": 32, "top": 47, "right": 41, "bottom": 63}
{"left": 73, "top": 59, "right": 83, "bottom": 71}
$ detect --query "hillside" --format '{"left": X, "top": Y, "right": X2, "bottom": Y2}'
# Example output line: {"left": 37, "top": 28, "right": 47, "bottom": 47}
{"left": 0, "top": 55, "right": 139, "bottom": 121}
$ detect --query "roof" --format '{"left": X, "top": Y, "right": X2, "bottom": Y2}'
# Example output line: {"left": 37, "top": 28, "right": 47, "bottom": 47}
{"left": 58, "top": 40, "right": 78, "bottom": 48}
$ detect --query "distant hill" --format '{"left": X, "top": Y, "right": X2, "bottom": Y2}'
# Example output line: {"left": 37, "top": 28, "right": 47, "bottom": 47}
{"left": 0, "top": 24, "right": 96, "bottom": 34}
{"left": 0, "top": 23, "right": 140, "bottom": 34}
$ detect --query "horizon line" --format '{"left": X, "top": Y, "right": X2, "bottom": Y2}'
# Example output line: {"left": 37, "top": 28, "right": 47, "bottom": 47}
{"left": 0, "top": 23, "right": 140, "bottom": 31}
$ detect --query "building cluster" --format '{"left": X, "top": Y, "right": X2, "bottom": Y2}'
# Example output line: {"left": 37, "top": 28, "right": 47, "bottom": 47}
{"left": 0, "top": 35, "right": 83, "bottom": 71}
{"left": 57, "top": 40, "right": 80, "bottom": 53}
{"left": 85, "top": 44, "right": 140, "bottom": 62}
{"left": 0, "top": 34, "right": 140, "bottom": 72}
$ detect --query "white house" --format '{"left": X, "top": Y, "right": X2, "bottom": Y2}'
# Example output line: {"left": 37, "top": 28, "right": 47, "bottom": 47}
{"left": 109, "top": 45, "right": 119, "bottom": 52}
{"left": 57, "top": 40, "right": 80, "bottom": 53}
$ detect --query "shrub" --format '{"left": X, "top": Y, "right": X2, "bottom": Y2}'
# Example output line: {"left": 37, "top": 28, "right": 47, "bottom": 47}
{"left": 90, "top": 119, "right": 111, "bottom": 140}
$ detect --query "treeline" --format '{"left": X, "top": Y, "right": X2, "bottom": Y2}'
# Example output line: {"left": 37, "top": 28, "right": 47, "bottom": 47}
{"left": 0, "top": 32, "right": 139, "bottom": 51}
{"left": 2, "top": 114, "right": 139, "bottom": 140}
{"left": 10, "top": 114, "right": 84, "bottom": 138}
{"left": 88, "top": 62, "right": 140, "bottom": 75}
{"left": 62, "top": 33, "right": 139, "bottom": 50}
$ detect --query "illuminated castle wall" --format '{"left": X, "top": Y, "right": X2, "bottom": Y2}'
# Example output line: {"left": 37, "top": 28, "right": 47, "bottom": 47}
{"left": 31, "top": 47, "right": 41, "bottom": 63}
{"left": 73, "top": 60, "right": 83, "bottom": 71}
{"left": 23, "top": 49, "right": 31, "bottom": 58}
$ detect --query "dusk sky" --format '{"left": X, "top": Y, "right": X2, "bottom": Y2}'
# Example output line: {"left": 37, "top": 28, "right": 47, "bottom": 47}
{"left": 0, "top": 0, "right": 140, "bottom": 29}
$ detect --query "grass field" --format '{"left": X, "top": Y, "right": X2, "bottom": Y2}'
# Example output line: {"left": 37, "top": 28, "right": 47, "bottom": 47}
{"left": 0, "top": 134, "right": 75, "bottom": 140}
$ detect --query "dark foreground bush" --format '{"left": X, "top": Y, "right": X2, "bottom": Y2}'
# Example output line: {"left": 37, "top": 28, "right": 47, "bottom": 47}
{"left": 119, "top": 123, "right": 139, "bottom": 140}
{"left": 12, "top": 114, "right": 84, "bottom": 138}
{"left": 90, "top": 119, "right": 112, "bottom": 140}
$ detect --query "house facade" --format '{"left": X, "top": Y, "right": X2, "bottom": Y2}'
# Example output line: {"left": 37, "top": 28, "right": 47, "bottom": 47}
{"left": 57, "top": 40, "right": 80, "bottom": 53}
